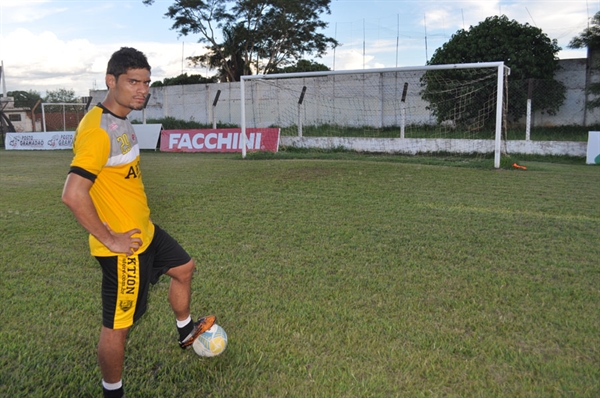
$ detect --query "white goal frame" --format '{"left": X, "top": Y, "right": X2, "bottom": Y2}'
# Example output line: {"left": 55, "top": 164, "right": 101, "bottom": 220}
{"left": 240, "top": 62, "right": 508, "bottom": 168}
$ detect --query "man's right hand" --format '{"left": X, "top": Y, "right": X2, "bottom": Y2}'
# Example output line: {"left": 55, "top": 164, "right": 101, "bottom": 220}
{"left": 104, "top": 223, "right": 143, "bottom": 256}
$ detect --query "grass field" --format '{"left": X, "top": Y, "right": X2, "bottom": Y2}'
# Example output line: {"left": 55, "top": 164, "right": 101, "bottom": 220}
{"left": 1, "top": 150, "right": 598, "bottom": 397}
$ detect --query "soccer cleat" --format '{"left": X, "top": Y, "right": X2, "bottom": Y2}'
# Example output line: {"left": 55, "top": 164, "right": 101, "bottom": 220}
{"left": 178, "top": 315, "right": 216, "bottom": 349}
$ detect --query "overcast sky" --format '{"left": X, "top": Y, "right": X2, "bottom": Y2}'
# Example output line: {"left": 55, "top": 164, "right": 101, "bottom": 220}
{"left": 0, "top": 0, "right": 594, "bottom": 97}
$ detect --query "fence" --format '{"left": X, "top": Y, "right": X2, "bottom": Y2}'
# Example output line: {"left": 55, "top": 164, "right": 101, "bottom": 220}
{"left": 40, "top": 103, "right": 88, "bottom": 132}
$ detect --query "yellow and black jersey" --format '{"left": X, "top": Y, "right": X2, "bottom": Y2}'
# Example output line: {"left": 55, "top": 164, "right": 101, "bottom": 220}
{"left": 70, "top": 104, "right": 155, "bottom": 256}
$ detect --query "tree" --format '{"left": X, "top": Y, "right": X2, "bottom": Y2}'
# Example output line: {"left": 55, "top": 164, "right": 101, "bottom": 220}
{"left": 7, "top": 90, "right": 42, "bottom": 111}
{"left": 44, "top": 88, "right": 78, "bottom": 103}
{"left": 568, "top": 11, "right": 600, "bottom": 50}
{"left": 421, "top": 15, "right": 566, "bottom": 125}
{"left": 187, "top": 24, "right": 248, "bottom": 82}
{"left": 43, "top": 88, "right": 82, "bottom": 114}
{"left": 569, "top": 11, "right": 600, "bottom": 110}
{"left": 151, "top": 73, "right": 217, "bottom": 87}
{"left": 272, "top": 59, "right": 330, "bottom": 74}
{"left": 143, "top": 0, "right": 338, "bottom": 81}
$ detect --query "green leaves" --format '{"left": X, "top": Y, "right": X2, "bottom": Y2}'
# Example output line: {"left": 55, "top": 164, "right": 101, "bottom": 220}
{"left": 424, "top": 15, "right": 565, "bottom": 122}
{"left": 6, "top": 90, "right": 42, "bottom": 110}
{"left": 569, "top": 11, "right": 600, "bottom": 49}
{"left": 145, "top": 0, "right": 338, "bottom": 80}
{"left": 150, "top": 73, "right": 218, "bottom": 87}
{"left": 430, "top": 16, "right": 561, "bottom": 80}
{"left": 44, "top": 88, "right": 78, "bottom": 103}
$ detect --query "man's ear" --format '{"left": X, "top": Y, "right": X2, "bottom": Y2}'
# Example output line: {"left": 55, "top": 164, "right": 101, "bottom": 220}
{"left": 106, "top": 74, "right": 117, "bottom": 89}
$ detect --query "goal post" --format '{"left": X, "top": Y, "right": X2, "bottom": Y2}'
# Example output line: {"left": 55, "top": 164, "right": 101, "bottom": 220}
{"left": 240, "top": 62, "right": 509, "bottom": 168}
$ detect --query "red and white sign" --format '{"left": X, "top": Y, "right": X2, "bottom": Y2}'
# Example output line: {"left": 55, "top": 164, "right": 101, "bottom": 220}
{"left": 161, "top": 128, "right": 280, "bottom": 153}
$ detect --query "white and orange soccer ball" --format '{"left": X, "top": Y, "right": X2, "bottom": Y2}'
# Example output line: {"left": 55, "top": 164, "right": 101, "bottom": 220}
{"left": 192, "top": 324, "right": 228, "bottom": 357}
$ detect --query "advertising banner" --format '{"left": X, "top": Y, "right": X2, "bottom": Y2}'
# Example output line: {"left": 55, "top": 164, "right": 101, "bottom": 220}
{"left": 160, "top": 128, "right": 280, "bottom": 153}
{"left": 4, "top": 124, "right": 163, "bottom": 151}
{"left": 587, "top": 131, "right": 600, "bottom": 164}
{"left": 132, "top": 124, "right": 162, "bottom": 150}
{"left": 5, "top": 132, "right": 74, "bottom": 150}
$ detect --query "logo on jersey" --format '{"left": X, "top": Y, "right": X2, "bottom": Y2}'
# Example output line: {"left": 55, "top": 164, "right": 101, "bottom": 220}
{"left": 125, "top": 160, "right": 141, "bottom": 179}
{"left": 117, "top": 133, "right": 132, "bottom": 155}
{"left": 119, "top": 300, "right": 134, "bottom": 312}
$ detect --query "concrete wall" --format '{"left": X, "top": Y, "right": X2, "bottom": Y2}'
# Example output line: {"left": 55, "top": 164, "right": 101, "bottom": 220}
{"left": 281, "top": 136, "right": 587, "bottom": 157}
{"left": 532, "top": 58, "right": 600, "bottom": 126}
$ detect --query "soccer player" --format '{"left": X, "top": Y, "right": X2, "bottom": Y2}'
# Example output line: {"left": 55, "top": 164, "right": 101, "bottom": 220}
{"left": 62, "top": 47, "right": 215, "bottom": 398}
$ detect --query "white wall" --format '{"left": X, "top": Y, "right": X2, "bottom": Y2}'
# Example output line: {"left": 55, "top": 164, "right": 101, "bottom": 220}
{"left": 281, "top": 137, "right": 587, "bottom": 157}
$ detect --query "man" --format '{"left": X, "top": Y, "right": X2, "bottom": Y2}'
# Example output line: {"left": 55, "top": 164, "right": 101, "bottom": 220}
{"left": 62, "top": 47, "right": 215, "bottom": 398}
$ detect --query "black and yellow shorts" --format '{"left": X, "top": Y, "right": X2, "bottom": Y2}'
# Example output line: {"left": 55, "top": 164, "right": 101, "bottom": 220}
{"left": 95, "top": 224, "right": 192, "bottom": 329}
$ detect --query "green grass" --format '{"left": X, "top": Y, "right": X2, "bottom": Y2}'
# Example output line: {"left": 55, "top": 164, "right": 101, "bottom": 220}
{"left": 1, "top": 150, "right": 599, "bottom": 397}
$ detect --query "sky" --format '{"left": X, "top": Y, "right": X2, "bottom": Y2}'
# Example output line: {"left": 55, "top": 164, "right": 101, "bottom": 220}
{"left": 0, "top": 0, "right": 596, "bottom": 97}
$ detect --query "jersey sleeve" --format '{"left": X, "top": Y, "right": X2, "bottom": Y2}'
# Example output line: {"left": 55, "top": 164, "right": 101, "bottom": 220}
{"left": 70, "top": 126, "right": 111, "bottom": 179}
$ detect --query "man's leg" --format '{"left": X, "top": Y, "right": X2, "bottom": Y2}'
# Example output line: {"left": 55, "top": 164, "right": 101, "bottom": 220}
{"left": 165, "top": 258, "right": 195, "bottom": 321}
{"left": 164, "top": 258, "right": 216, "bottom": 348}
{"left": 98, "top": 326, "right": 129, "bottom": 383}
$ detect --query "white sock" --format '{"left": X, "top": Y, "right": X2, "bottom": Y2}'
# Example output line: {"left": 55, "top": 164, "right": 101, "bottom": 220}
{"left": 176, "top": 315, "right": 192, "bottom": 328}
{"left": 102, "top": 380, "right": 122, "bottom": 391}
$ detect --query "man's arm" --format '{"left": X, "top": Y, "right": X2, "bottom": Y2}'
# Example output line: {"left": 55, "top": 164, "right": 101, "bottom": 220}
{"left": 62, "top": 172, "right": 142, "bottom": 256}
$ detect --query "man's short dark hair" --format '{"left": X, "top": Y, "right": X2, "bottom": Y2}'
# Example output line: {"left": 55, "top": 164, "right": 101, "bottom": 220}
{"left": 106, "top": 47, "right": 151, "bottom": 78}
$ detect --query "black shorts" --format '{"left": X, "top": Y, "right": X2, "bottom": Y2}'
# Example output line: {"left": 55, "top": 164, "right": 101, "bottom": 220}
{"left": 95, "top": 224, "right": 191, "bottom": 329}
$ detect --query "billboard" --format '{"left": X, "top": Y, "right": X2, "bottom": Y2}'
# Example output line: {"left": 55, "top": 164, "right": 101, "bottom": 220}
{"left": 161, "top": 128, "right": 280, "bottom": 153}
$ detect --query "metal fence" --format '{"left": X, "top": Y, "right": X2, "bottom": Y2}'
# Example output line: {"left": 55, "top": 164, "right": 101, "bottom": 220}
{"left": 41, "top": 103, "right": 88, "bottom": 132}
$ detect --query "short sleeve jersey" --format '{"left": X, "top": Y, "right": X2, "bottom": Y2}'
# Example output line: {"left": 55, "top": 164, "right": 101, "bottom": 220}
{"left": 70, "top": 104, "right": 155, "bottom": 256}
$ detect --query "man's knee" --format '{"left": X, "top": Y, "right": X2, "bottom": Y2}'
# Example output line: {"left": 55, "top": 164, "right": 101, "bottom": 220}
{"left": 99, "top": 326, "right": 129, "bottom": 347}
{"left": 167, "top": 258, "right": 195, "bottom": 282}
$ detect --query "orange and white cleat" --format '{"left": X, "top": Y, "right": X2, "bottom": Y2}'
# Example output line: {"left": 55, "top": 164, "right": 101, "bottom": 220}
{"left": 179, "top": 315, "right": 217, "bottom": 349}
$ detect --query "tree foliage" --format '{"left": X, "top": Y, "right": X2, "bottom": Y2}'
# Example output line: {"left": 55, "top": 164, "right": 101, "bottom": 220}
{"left": 421, "top": 15, "right": 566, "bottom": 124}
{"left": 7, "top": 90, "right": 42, "bottom": 110}
{"left": 569, "top": 11, "right": 600, "bottom": 110}
{"left": 272, "top": 59, "right": 330, "bottom": 74}
{"left": 568, "top": 11, "right": 600, "bottom": 50}
{"left": 143, "top": 0, "right": 338, "bottom": 81}
{"left": 44, "top": 88, "right": 78, "bottom": 103}
{"left": 151, "top": 73, "right": 217, "bottom": 87}
{"left": 187, "top": 24, "right": 248, "bottom": 82}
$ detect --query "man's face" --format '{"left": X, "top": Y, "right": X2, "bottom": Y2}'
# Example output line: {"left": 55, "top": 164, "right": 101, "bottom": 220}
{"left": 106, "top": 68, "right": 151, "bottom": 117}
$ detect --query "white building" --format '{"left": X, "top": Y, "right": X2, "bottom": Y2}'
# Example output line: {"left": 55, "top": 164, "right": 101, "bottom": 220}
{"left": 0, "top": 96, "right": 42, "bottom": 133}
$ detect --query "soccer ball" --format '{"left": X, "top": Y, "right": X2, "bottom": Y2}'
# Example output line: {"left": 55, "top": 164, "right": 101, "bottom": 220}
{"left": 192, "top": 324, "right": 228, "bottom": 357}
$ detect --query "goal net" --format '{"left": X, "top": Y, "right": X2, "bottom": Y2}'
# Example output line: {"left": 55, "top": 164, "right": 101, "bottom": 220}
{"left": 240, "top": 62, "right": 509, "bottom": 167}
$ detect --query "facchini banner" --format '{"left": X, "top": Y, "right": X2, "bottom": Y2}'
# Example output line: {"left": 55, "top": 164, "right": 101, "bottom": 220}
{"left": 160, "top": 128, "right": 280, "bottom": 153}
